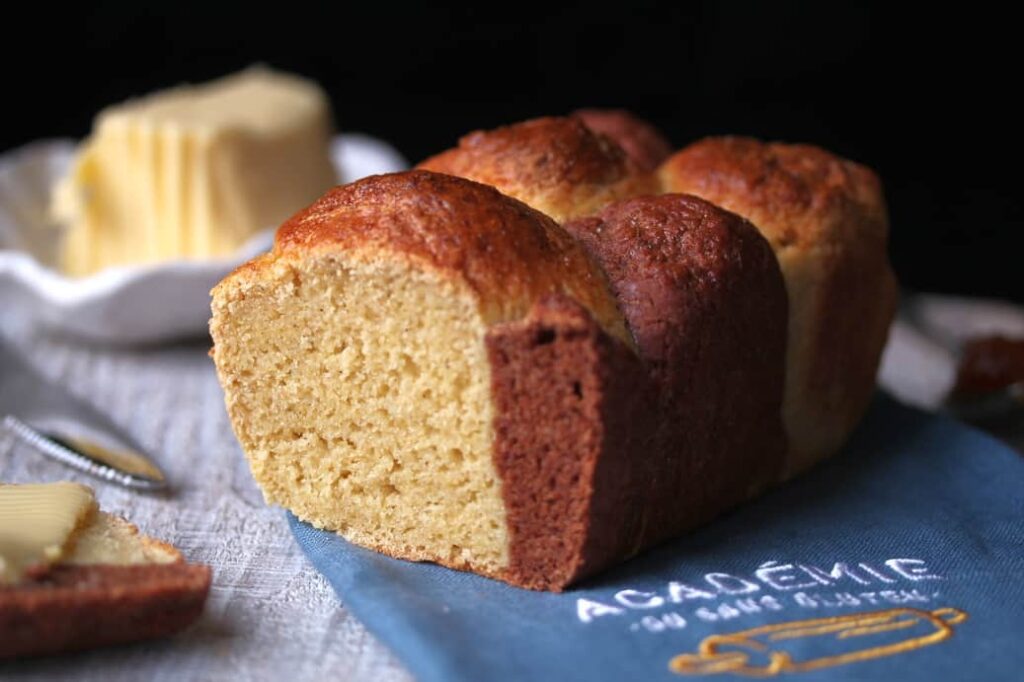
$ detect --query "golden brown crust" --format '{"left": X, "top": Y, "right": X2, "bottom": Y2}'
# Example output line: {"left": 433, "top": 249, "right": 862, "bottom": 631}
{"left": 658, "top": 136, "right": 889, "bottom": 252}
{"left": 135, "top": 526, "right": 182, "bottom": 560}
{"left": 659, "top": 136, "right": 898, "bottom": 473}
{"left": 417, "top": 116, "right": 657, "bottom": 223}
{"left": 572, "top": 109, "right": 673, "bottom": 171}
{"left": 220, "top": 170, "right": 630, "bottom": 343}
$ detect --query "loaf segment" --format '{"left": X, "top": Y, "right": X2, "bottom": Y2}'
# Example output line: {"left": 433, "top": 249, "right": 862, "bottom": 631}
{"left": 659, "top": 137, "right": 898, "bottom": 475}
{"left": 566, "top": 195, "right": 788, "bottom": 545}
{"left": 418, "top": 116, "right": 657, "bottom": 223}
{"left": 211, "top": 171, "right": 630, "bottom": 583}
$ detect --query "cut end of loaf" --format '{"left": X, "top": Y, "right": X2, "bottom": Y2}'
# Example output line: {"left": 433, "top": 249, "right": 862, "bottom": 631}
{"left": 211, "top": 252, "right": 510, "bottom": 575}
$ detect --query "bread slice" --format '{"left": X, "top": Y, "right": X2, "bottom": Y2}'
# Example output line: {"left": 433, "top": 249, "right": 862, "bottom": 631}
{"left": 0, "top": 491, "right": 211, "bottom": 658}
{"left": 210, "top": 170, "right": 788, "bottom": 590}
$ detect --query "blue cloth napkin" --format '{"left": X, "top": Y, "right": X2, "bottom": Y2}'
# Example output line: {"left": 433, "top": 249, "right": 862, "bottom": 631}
{"left": 290, "top": 396, "right": 1024, "bottom": 681}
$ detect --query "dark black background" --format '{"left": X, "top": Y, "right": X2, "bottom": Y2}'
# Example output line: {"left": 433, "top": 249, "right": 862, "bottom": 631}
{"left": 3, "top": 3, "right": 1019, "bottom": 301}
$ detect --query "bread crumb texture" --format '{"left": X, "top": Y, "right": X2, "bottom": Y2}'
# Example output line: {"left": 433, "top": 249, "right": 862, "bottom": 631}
{"left": 66, "top": 512, "right": 181, "bottom": 566}
{"left": 211, "top": 253, "right": 509, "bottom": 574}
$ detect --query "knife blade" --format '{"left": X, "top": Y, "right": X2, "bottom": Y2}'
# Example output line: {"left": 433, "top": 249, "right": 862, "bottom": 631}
{"left": 0, "top": 338, "right": 166, "bottom": 491}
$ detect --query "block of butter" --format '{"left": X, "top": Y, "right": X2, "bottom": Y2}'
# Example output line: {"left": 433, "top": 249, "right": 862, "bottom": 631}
{"left": 53, "top": 66, "right": 338, "bottom": 276}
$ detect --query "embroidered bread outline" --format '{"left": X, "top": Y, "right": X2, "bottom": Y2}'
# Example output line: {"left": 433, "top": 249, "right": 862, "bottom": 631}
{"left": 668, "top": 606, "right": 967, "bottom": 676}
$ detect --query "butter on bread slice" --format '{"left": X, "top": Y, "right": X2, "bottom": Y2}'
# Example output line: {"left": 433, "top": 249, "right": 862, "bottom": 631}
{"left": 0, "top": 482, "right": 97, "bottom": 584}
{"left": 0, "top": 482, "right": 211, "bottom": 658}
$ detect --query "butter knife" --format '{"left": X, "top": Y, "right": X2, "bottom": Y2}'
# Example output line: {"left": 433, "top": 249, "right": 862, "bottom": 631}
{"left": 0, "top": 338, "right": 167, "bottom": 490}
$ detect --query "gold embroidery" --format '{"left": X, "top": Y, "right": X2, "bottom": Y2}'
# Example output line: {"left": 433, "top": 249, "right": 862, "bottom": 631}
{"left": 669, "top": 607, "right": 967, "bottom": 676}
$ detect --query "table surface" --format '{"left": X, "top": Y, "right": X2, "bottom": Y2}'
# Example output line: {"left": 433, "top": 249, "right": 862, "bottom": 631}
{"left": 0, "top": 314, "right": 412, "bottom": 682}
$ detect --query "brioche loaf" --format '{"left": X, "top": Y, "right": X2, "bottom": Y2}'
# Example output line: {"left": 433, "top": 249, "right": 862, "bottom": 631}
{"left": 212, "top": 114, "right": 895, "bottom": 590}
{"left": 421, "top": 117, "right": 897, "bottom": 477}
{"left": 210, "top": 170, "right": 788, "bottom": 590}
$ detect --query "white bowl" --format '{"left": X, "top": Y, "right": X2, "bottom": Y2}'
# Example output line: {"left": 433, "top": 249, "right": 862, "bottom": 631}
{"left": 0, "top": 134, "right": 407, "bottom": 343}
